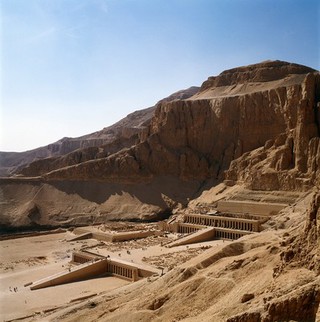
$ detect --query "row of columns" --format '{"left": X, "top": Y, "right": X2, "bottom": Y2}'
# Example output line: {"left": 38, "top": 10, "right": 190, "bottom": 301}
{"left": 71, "top": 253, "right": 139, "bottom": 282}
{"left": 184, "top": 215, "right": 256, "bottom": 232}
{"left": 106, "top": 262, "right": 138, "bottom": 281}
{"left": 178, "top": 225, "right": 199, "bottom": 234}
{"left": 215, "top": 230, "right": 243, "bottom": 240}
{"left": 72, "top": 253, "right": 96, "bottom": 264}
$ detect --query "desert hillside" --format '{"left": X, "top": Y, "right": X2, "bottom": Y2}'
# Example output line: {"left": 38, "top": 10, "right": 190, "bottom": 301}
{"left": 1, "top": 60, "right": 319, "bottom": 231}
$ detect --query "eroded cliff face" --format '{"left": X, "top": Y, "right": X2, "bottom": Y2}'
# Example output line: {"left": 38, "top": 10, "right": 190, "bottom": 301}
{"left": 0, "top": 108, "right": 152, "bottom": 177}
{"left": 225, "top": 72, "right": 320, "bottom": 191}
{"left": 42, "top": 61, "right": 319, "bottom": 188}
{"left": 14, "top": 87, "right": 200, "bottom": 177}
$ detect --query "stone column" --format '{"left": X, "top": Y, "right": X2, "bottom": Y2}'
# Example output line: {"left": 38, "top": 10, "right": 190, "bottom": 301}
{"left": 132, "top": 268, "right": 139, "bottom": 282}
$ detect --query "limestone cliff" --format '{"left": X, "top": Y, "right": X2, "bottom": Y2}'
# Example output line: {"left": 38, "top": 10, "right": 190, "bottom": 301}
{"left": 0, "top": 108, "right": 153, "bottom": 176}
{"left": 42, "top": 61, "right": 319, "bottom": 187}
{"left": 225, "top": 71, "right": 320, "bottom": 191}
{"left": 0, "top": 87, "right": 199, "bottom": 177}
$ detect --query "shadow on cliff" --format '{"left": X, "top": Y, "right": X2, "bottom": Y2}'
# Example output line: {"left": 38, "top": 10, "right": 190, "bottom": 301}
{"left": 49, "top": 176, "right": 205, "bottom": 209}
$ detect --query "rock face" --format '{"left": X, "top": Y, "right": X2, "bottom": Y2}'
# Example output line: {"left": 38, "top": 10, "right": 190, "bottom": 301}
{"left": 0, "top": 107, "right": 154, "bottom": 176}
{"left": 1, "top": 60, "right": 319, "bottom": 229}
{"left": 0, "top": 87, "right": 199, "bottom": 177}
{"left": 41, "top": 61, "right": 319, "bottom": 188}
{"left": 225, "top": 71, "right": 320, "bottom": 191}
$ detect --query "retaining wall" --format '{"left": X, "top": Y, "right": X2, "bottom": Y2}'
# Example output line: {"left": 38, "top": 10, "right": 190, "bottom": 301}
{"left": 72, "top": 227, "right": 156, "bottom": 242}
{"left": 217, "top": 200, "right": 286, "bottom": 216}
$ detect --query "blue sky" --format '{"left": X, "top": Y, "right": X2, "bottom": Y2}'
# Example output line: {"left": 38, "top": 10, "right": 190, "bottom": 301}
{"left": 1, "top": 0, "right": 319, "bottom": 152}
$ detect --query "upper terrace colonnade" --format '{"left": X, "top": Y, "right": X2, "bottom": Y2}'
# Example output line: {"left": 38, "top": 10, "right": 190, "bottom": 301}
{"left": 183, "top": 214, "right": 260, "bottom": 232}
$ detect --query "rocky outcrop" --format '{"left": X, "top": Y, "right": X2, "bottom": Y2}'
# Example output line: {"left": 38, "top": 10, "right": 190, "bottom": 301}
{"left": 276, "top": 191, "right": 320, "bottom": 274}
{"left": 227, "top": 282, "right": 320, "bottom": 322}
{"left": 225, "top": 72, "right": 320, "bottom": 191}
{"left": 227, "top": 190, "right": 320, "bottom": 322}
{"left": 201, "top": 60, "right": 315, "bottom": 89}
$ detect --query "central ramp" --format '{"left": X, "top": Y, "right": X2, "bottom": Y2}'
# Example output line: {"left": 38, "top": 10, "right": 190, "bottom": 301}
{"left": 30, "top": 259, "right": 110, "bottom": 290}
{"left": 167, "top": 227, "right": 216, "bottom": 248}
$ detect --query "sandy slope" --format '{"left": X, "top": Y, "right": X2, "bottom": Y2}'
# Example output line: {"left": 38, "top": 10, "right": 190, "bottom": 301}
{"left": 0, "top": 176, "right": 203, "bottom": 228}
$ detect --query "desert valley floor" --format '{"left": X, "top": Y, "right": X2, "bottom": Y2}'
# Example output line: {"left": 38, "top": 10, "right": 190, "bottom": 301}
{"left": 0, "top": 225, "right": 224, "bottom": 321}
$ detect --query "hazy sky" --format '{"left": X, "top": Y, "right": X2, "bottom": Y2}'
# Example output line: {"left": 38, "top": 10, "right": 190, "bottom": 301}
{"left": 1, "top": 0, "right": 319, "bottom": 152}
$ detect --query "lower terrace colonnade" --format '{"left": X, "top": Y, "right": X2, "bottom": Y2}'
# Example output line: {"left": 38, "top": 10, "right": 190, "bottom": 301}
{"left": 105, "top": 261, "right": 138, "bottom": 281}
{"left": 73, "top": 253, "right": 140, "bottom": 282}
{"left": 214, "top": 229, "right": 246, "bottom": 240}
{"left": 178, "top": 224, "right": 203, "bottom": 234}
